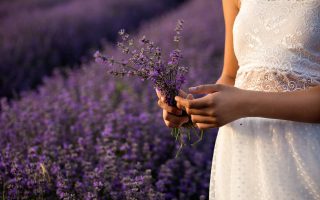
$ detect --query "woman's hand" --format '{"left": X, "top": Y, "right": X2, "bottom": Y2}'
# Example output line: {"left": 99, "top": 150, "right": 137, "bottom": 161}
{"left": 156, "top": 89, "right": 193, "bottom": 128}
{"left": 175, "top": 84, "right": 246, "bottom": 129}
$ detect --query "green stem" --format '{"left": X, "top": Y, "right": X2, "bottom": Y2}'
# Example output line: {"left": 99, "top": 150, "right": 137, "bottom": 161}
{"left": 191, "top": 130, "right": 204, "bottom": 146}
{"left": 113, "top": 60, "right": 138, "bottom": 71}
{"left": 2, "top": 182, "right": 6, "bottom": 200}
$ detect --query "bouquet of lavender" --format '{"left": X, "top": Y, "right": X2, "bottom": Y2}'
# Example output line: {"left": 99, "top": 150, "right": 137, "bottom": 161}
{"left": 94, "top": 20, "right": 203, "bottom": 157}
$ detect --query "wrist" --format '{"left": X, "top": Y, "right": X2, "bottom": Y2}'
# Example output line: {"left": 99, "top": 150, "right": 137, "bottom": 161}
{"left": 237, "top": 89, "right": 256, "bottom": 118}
{"left": 216, "top": 75, "right": 235, "bottom": 86}
{"left": 240, "top": 89, "right": 270, "bottom": 118}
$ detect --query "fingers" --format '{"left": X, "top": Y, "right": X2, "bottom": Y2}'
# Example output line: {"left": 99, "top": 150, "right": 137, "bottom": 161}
{"left": 163, "top": 110, "right": 189, "bottom": 128}
{"left": 175, "top": 95, "right": 210, "bottom": 110}
{"left": 156, "top": 89, "right": 189, "bottom": 108}
{"left": 186, "top": 94, "right": 194, "bottom": 100}
{"left": 175, "top": 96, "right": 191, "bottom": 109}
{"left": 156, "top": 89, "right": 159, "bottom": 98}
{"left": 195, "top": 123, "right": 218, "bottom": 130}
{"left": 178, "top": 90, "right": 188, "bottom": 98}
{"left": 183, "top": 94, "right": 211, "bottom": 115}
{"left": 191, "top": 115, "right": 216, "bottom": 124}
{"left": 155, "top": 88, "right": 162, "bottom": 99}
{"left": 189, "top": 84, "right": 224, "bottom": 94}
{"left": 176, "top": 99, "right": 185, "bottom": 110}
{"left": 157, "top": 90, "right": 194, "bottom": 112}
{"left": 185, "top": 108, "right": 208, "bottom": 115}
{"left": 157, "top": 88, "right": 188, "bottom": 99}
{"left": 177, "top": 94, "right": 195, "bottom": 111}
{"left": 158, "top": 100, "right": 182, "bottom": 115}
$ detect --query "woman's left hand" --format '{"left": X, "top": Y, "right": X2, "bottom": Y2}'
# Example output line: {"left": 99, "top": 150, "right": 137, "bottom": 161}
{"left": 174, "top": 84, "right": 247, "bottom": 129}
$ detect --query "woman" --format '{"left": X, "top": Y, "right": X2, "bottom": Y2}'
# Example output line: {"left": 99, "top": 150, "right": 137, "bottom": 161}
{"left": 157, "top": 0, "right": 320, "bottom": 199}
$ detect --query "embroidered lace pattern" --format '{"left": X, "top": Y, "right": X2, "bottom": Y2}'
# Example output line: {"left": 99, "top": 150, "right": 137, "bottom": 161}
{"left": 232, "top": 0, "right": 320, "bottom": 92}
{"left": 209, "top": 0, "right": 320, "bottom": 199}
{"left": 235, "top": 67, "right": 320, "bottom": 92}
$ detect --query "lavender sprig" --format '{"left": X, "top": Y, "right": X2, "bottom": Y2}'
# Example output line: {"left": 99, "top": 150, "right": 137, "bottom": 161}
{"left": 94, "top": 20, "right": 202, "bottom": 157}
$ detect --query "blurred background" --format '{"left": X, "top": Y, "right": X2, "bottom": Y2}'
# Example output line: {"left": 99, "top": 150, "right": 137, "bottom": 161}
{"left": 0, "top": 0, "right": 185, "bottom": 98}
{"left": 0, "top": 0, "right": 225, "bottom": 199}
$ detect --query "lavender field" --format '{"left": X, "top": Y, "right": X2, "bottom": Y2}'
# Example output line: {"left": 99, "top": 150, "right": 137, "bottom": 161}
{"left": 0, "top": 0, "right": 225, "bottom": 199}
{"left": 0, "top": 0, "right": 185, "bottom": 98}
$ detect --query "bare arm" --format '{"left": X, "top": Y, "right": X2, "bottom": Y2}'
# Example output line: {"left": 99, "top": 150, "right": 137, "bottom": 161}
{"left": 174, "top": 0, "right": 320, "bottom": 128}
{"left": 155, "top": 0, "right": 241, "bottom": 128}
{"left": 242, "top": 86, "right": 320, "bottom": 123}
{"left": 214, "top": 0, "right": 320, "bottom": 124}
{"left": 216, "top": 0, "right": 240, "bottom": 86}
{"left": 174, "top": 84, "right": 320, "bottom": 129}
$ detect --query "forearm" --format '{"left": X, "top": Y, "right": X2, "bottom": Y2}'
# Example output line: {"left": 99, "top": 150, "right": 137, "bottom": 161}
{"left": 241, "top": 86, "right": 320, "bottom": 123}
{"left": 216, "top": 74, "right": 235, "bottom": 86}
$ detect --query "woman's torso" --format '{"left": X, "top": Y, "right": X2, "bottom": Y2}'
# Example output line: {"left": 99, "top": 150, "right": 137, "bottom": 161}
{"left": 233, "top": 0, "right": 320, "bottom": 92}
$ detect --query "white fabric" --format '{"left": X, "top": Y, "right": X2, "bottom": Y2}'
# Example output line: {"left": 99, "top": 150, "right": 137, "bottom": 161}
{"left": 209, "top": 0, "right": 320, "bottom": 199}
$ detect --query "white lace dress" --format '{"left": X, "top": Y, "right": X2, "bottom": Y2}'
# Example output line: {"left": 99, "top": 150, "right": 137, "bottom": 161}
{"left": 209, "top": 0, "right": 320, "bottom": 199}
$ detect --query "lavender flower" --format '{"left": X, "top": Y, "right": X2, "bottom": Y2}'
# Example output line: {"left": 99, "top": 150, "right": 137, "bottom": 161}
{"left": 94, "top": 20, "right": 205, "bottom": 157}
{"left": 94, "top": 20, "right": 187, "bottom": 105}
{"left": 0, "top": 0, "right": 224, "bottom": 198}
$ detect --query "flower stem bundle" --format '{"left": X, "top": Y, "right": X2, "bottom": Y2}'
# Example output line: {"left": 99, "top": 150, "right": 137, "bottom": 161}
{"left": 94, "top": 20, "right": 203, "bottom": 157}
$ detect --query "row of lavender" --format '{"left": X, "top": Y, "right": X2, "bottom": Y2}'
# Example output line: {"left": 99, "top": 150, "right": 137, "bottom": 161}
{"left": 0, "top": 0, "right": 72, "bottom": 20}
{"left": 0, "top": 0, "right": 185, "bottom": 98}
{"left": 0, "top": 0, "right": 225, "bottom": 199}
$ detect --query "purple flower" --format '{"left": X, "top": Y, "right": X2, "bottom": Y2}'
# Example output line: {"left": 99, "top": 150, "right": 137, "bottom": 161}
{"left": 0, "top": 0, "right": 224, "bottom": 198}
{"left": 94, "top": 20, "right": 188, "bottom": 109}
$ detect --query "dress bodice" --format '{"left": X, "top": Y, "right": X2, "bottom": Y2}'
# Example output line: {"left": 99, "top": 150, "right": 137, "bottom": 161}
{"left": 233, "top": 0, "right": 320, "bottom": 91}
{"left": 210, "top": 2, "right": 320, "bottom": 199}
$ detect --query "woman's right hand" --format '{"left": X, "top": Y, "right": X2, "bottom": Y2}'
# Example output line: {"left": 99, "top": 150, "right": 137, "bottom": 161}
{"left": 156, "top": 89, "right": 192, "bottom": 128}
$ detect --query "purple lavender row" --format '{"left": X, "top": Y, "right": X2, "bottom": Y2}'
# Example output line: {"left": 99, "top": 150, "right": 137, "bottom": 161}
{"left": 0, "top": 0, "right": 224, "bottom": 198}
{"left": 0, "top": 0, "right": 186, "bottom": 98}
{"left": 0, "top": 0, "right": 72, "bottom": 20}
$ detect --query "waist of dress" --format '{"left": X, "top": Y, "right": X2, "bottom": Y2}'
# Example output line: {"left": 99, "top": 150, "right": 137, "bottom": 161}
{"left": 235, "top": 65, "right": 320, "bottom": 92}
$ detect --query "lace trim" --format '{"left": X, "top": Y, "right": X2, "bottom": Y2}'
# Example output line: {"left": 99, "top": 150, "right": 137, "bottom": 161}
{"left": 235, "top": 67, "right": 320, "bottom": 92}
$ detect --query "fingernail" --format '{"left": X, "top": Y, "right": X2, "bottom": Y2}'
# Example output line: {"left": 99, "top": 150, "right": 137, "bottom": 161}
{"left": 189, "top": 87, "right": 196, "bottom": 92}
{"left": 174, "top": 96, "right": 179, "bottom": 101}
